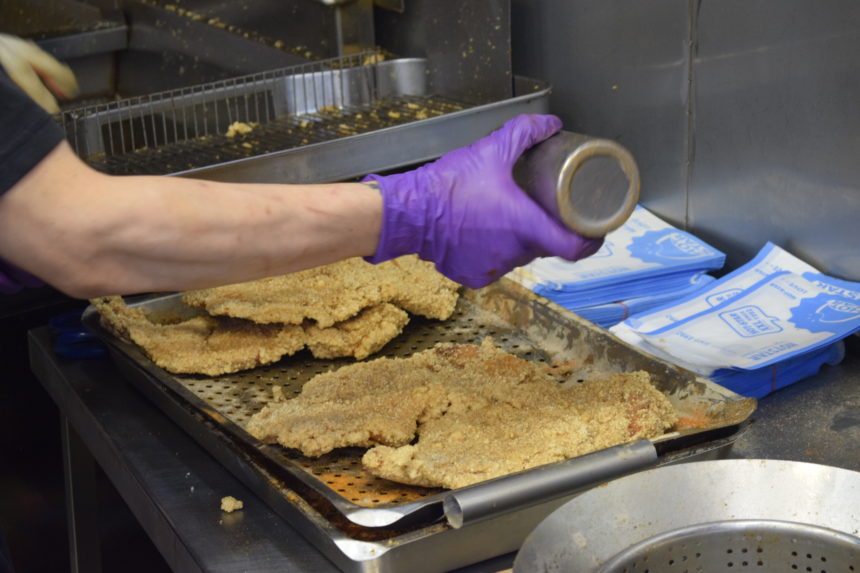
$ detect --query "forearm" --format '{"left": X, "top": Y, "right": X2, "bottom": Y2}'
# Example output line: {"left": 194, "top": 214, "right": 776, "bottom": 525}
{"left": 86, "top": 176, "right": 383, "bottom": 293}
{"left": 0, "top": 143, "right": 382, "bottom": 297}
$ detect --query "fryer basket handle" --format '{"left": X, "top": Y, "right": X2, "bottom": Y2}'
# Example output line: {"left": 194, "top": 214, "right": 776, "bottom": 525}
{"left": 442, "top": 439, "right": 657, "bottom": 529}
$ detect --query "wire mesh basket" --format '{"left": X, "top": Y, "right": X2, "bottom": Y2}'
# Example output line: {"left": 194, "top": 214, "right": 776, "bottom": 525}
{"left": 58, "top": 52, "right": 468, "bottom": 175}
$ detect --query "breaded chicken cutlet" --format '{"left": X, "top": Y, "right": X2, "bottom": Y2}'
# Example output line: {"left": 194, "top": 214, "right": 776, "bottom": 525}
{"left": 90, "top": 255, "right": 460, "bottom": 375}
{"left": 304, "top": 303, "right": 409, "bottom": 360}
{"left": 246, "top": 340, "right": 677, "bottom": 488}
{"left": 91, "top": 297, "right": 409, "bottom": 375}
{"left": 182, "top": 255, "right": 460, "bottom": 328}
{"left": 363, "top": 371, "right": 675, "bottom": 489}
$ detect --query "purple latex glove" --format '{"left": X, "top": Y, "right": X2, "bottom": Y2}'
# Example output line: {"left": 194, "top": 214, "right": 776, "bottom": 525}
{"left": 0, "top": 259, "right": 44, "bottom": 294}
{"left": 364, "top": 114, "right": 604, "bottom": 288}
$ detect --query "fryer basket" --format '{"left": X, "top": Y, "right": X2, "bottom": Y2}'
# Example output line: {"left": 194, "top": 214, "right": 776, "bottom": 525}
{"left": 58, "top": 53, "right": 549, "bottom": 183}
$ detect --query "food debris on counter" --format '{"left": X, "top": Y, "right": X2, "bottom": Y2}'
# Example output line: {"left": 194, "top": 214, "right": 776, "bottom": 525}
{"left": 220, "top": 496, "right": 244, "bottom": 513}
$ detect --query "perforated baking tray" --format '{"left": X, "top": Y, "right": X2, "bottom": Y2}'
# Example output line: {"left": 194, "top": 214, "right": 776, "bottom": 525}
{"left": 82, "top": 278, "right": 756, "bottom": 533}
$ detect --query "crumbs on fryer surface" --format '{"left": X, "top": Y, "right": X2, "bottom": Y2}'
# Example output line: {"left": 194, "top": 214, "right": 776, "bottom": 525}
{"left": 225, "top": 121, "right": 257, "bottom": 138}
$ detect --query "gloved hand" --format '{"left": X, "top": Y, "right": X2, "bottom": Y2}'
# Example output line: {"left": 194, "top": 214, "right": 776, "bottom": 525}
{"left": 0, "top": 33, "right": 79, "bottom": 114}
{"left": 0, "top": 260, "right": 44, "bottom": 295}
{"left": 365, "top": 114, "right": 604, "bottom": 288}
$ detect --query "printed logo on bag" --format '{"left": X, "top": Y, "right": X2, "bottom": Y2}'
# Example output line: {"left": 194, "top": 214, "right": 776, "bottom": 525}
{"left": 791, "top": 294, "right": 860, "bottom": 333}
{"left": 629, "top": 230, "right": 719, "bottom": 263}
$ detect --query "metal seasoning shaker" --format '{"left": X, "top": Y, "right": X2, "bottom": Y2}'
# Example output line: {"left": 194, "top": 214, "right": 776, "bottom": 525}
{"left": 512, "top": 131, "right": 641, "bottom": 238}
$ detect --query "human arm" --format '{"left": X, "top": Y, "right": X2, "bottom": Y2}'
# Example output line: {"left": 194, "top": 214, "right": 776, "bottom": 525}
{"left": 0, "top": 141, "right": 383, "bottom": 298}
{"left": 0, "top": 117, "right": 602, "bottom": 298}
{"left": 0, "top": 52, "right": 382, "bottom": 298}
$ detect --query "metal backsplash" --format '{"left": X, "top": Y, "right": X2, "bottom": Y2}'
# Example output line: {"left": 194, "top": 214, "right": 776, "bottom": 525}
{"left": 375, "top": 0, "right": 512, "bottom": 105}
{"left": 511, "top": 0, "right": 860, "bottom": 281}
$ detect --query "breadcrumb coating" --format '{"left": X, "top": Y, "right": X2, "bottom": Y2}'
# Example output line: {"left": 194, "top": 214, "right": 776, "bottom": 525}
{"left": 92, "top": 296, "right": 305, "bottom": 376}
{"left": 91, "top": 298, "right": 410, "bottom": 375}
{"left": 304, "top": 303, "right": 409, "bottom": 360}
{"left": 92, "top": 256, "right": 458, "bottom": 374}
{"left": 246, "top": 340, "right": 677, "bottom": 487}
{"left": 182, "top": 255, "right": 460, "bottom": 328}
{"left": 363, "top": 370, "right": 676, "bottom": 489}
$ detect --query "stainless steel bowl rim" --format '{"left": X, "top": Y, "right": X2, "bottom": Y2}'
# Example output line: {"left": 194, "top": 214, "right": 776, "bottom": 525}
{"left": 513, "top": 459, "right": 860, "bottom": 572}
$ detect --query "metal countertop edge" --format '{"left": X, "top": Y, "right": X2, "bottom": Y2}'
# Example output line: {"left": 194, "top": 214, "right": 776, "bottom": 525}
{"left": 27, "top": 327, "right": 340, "bottom": 573}
{"left": 28, "top": 330, "right": 208, "bottom": 573}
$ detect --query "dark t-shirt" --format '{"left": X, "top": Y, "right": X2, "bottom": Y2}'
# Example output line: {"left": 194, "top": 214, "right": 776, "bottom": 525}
{"left": 0, "top": 70, "right": 65, "bottom": 292}
{"left": 0, "top": 69, "right": 65, "bottom": 194}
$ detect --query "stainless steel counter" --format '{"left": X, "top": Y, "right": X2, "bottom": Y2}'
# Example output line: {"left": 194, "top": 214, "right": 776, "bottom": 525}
{"left": 27, "top": 327, "right": 860, "bottom": 572}
{"left": 730, "top": 335, "right": 860, "bottom": 470}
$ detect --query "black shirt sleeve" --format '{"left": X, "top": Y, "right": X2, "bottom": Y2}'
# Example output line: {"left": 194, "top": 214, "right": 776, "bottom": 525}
{"left": 0, "top": 69, "right": 65, "bottom": 194}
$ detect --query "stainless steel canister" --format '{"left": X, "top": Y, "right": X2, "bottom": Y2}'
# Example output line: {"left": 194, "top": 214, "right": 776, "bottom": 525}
{"left": 512, "top": 131, "right": 640, "bottom": 238}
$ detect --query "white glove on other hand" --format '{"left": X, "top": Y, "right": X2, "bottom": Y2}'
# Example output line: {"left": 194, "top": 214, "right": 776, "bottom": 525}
{"left": 0, "top": 33, "right": 79, "bottom": 114}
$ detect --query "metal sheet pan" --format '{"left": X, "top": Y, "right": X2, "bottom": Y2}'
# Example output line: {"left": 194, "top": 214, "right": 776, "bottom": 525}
{"left": 82, "top": 277, "right": 755, "bottom": 571}
{"left": 80, "top": 280, "right": 755, "bottom": 512}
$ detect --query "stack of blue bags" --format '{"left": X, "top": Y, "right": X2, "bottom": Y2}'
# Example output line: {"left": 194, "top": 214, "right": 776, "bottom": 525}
{"left": 508, "top": 206, "right": 725, "bottom": 328}
{"left": 508, "top": 207, "right": 860, "bottom": 398}
{"left": 611, "top": 242, "right": 858, "bottom": 398}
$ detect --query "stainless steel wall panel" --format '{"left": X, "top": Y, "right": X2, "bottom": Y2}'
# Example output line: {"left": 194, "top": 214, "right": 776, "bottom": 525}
{"left": 511, "top": 1, "right": 860, "bottom": 280}
{"left": 374, "top": 0, "right": 513, "bottom": 104}
{"left": 690, "top": 0, "right": 860, "bottom": 276}
{"left": 510, "top": 0, "right": 690, "bottom": 225}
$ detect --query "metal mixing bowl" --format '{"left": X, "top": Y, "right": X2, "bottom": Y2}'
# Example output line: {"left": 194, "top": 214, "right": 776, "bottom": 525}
{"left": 513, "top": 459, "right": 860, "bottom": 572}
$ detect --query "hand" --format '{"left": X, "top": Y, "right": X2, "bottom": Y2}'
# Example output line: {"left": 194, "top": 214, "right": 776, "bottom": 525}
{"left": 364, "top": 114, "right": 604, "bottom": 288}
{"left": 0, "top": 33, "right": 79, "bottom": 114}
